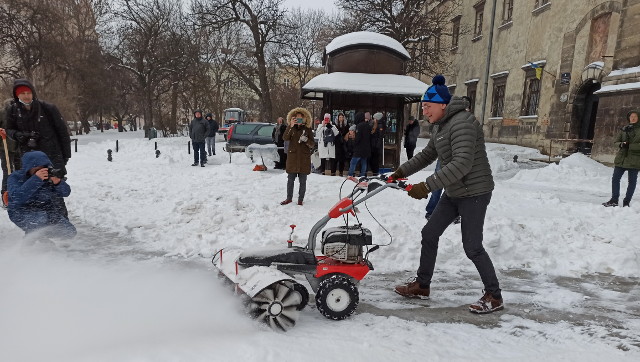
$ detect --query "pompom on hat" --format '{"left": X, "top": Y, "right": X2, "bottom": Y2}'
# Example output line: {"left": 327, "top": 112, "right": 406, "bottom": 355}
{"left": 422, "top": 75, "right": 451, "bottom": 104}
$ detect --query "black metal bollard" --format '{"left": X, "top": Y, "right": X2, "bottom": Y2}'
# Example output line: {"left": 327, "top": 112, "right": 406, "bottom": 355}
{"left": 513, "top": 155, "right": 518, "bottom": 163}
{"left": 155, "top": 149, "right": 161, "bottom": 158}
{"left": 74, "top": 139, "right": 78, "bottom": 153}
{"left": 116, "top": 140, "right": 119, "bottom": 152}
{"left": 155, "top": 141, "right": 158, "bottom": 150}
{"left": 107, "top": 149, "right": 113, "bottom": 162}
{"left": 188, "top": 141, "right": 191, "bottom": 154}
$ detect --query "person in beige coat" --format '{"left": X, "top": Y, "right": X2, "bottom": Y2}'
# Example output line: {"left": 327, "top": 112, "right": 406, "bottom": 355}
{"left": 281, "top": 107, "right": 315, "bottom": 206}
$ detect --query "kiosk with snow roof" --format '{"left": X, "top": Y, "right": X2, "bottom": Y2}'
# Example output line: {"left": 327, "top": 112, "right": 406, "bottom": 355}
{"left": 302, "top": 31, "right": 428, "bottom": 170}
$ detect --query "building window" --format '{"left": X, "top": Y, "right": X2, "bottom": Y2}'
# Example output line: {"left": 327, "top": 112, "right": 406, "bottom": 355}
{"left": 451, "top": 16, "right": 461, "bottom": 48}
{"left": 466, "top": 83, "right": 477, "bottom": 113}
{"left": 491, "top": 79, "right": 507, "bottom": 117}
{"left": 502, "top": 0, "right": 513, "bottom": 22}
{"left": 521, "top": 71, "right": 541, "bottom": 116}
{"left": 474, "top": 2, "right": 485, "bottom": 37}
{"left": 534, "top": 0, "right": 549, "bottom": 8}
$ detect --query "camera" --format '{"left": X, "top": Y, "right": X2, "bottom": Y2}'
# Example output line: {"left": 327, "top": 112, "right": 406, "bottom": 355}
{"left": 47, "top": 167, "right": 65, "bottom": 179}
{"left": 27, "top": 131, "right": 39, "bottom": 149}
{"left": 622, "top": 124, "right": 634, "bottom": 132}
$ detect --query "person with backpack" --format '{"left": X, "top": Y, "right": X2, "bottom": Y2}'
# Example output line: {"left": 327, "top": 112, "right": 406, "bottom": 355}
{"left": 602, "top": 110, "right": 639, "bottom": 207}
{"left": 315, "top": 113, "right": 339, "bottom": 175}
{"left": 5, "top": 79, "right": 71, "bottom": 176}
{"left": 205, "top": 113, "right": 219, "bottom": 157}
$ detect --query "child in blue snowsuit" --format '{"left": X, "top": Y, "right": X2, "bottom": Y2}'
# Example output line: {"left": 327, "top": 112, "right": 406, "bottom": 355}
{"left": 7, "top": 151, "right": 76, "bottom": 238}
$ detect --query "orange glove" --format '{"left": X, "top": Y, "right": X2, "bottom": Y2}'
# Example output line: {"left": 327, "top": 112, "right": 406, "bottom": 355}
{"left": 0, "top": 128, "right": 6, "bottom": 139}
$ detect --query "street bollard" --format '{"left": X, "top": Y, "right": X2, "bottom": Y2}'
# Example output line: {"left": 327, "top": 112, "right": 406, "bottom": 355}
{"left": 155, "top": 149, "right": 161, "bottom": 158}
{"left": 155, "top": 141, "right": 158, "bottom": 150}
{"left": 107, "top": 149, "right": 113, "bottom": 162}
{"left": 188, "top": 141, "right": 191, "bottom": 154}
{"left": 74, "top": 139, "right": 78, "bottom": 153}
{"left": 116, "top": 140, "right": 119, "bottom": 152}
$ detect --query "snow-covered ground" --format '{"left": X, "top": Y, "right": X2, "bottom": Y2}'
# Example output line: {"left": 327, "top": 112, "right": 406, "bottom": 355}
{"left": 1, "top": 129, "right": 639, "bottom": 361}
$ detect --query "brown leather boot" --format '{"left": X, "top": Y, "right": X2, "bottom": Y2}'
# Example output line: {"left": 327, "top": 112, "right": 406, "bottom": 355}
{"left": 469, "top": 291, "right": 504, "bottom": 314}
{"left": 394, "top": 280, "right": 430, "bottom": 299}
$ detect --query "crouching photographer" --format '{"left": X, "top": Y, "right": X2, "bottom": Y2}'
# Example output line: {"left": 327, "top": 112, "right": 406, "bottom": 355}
{"left": 7, "top": 151, "right": 76, "bottom": 238}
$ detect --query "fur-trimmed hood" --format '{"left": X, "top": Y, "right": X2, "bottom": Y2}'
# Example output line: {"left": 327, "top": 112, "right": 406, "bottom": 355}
{"left": 286, "top": 107, "right": 313, "bottom": 128}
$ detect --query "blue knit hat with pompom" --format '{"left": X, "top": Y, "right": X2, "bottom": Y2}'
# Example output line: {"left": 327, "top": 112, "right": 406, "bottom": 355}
{"left": 422, "top": 75, "right": 451, "bottom": 104}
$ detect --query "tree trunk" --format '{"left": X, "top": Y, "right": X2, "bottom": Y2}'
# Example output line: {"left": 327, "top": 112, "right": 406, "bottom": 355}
{"left": 170, "top": 78, "right": 178, "bottom": 134}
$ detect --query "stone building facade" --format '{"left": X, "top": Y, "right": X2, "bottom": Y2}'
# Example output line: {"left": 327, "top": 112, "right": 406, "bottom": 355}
{"left": 426, "top": 0, "right": 640, "bottom": 163}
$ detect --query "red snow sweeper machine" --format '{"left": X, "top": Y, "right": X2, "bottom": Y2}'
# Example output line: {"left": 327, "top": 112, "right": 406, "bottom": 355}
{"left": 212, "top": 175, "right": 411, "bottom": 331}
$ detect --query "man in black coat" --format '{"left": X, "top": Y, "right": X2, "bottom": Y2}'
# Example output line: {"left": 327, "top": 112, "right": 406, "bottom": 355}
{"left": 189, "top": 110, "right": 210, "bottom": 167}
{"left": 5, "top": 79, "right": 71, "bottom": 176}
{"left": 404, "top": 116, "right": 420, "bottom": 159}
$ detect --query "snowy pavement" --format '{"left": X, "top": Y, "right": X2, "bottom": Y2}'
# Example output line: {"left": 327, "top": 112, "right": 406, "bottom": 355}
{"left": 1, "top": 129, "right": 640, "bottom": 361}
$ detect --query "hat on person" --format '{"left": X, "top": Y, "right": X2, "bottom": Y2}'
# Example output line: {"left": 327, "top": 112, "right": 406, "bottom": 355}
{"left": 14, "top": 85, "right": 32, "bottom": 97}
{"left": 349, "top": 125, "right": 356, "bottom": 131}
{"left": 422, "top": 75, "right": 451, "bottom": 104}
{"left": 323, "top": 113, "right": 331, "bottom": 119}
{"left": 373, "top": 112, "right": 383, "bottom": 121}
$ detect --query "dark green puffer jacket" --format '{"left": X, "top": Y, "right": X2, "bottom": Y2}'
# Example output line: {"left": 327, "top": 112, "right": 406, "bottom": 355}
{"left": 397, "top": 96, "right": 494, "bottom": 198}
{"left": 614, "top": 115, "right": 640, "bottom": 170}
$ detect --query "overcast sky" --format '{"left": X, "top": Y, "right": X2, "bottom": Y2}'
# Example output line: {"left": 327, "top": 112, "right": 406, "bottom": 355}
{"left": 283, "top": 0, "right": 338, "bottom": 13}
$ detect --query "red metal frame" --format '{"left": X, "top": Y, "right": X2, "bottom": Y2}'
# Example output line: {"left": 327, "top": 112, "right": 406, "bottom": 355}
{"left": 328, "top": 197, "right": 355, "bottom": 219}
{"left": 314, "top": 256, "right": 370, "bottom": 281}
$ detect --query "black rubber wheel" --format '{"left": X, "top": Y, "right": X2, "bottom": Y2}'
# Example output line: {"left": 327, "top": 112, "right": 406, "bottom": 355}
{"left": 315, "top": 275, "right": 359, "bottom": 320}
{"left": 293, "top": 282, "right": 309, "bottom": 311}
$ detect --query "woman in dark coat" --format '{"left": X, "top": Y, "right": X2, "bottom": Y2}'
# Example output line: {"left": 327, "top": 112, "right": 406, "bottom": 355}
{"left": 281, "top": 107, "right": 315, "bottom": 205}
{"left": 332, "top": 112, "right": 349, "bottom": 176}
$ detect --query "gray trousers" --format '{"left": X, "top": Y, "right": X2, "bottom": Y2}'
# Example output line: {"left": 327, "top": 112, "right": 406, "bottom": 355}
{"left": 417, "top": 191, "right": 501, "bottom": 298}
{"left": 286, "top": 173, "right": 307, "bottom": 201}
{"left": 205, "top": 136, "right": 216, "bottom": 155}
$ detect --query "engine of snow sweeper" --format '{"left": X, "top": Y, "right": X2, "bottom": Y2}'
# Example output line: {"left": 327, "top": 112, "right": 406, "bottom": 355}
{"left": 321, "top": 225, "right": 372, "bottom": 263}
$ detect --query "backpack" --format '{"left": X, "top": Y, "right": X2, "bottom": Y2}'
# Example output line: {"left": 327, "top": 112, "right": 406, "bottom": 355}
{"left": 322, "top": 125, "right": 335, "bottom": 146}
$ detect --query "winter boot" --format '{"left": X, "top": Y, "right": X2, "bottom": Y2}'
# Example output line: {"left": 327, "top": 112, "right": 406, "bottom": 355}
{"left": 201, "top": 163, "right": 205, "bottom": 167}
{"left": 623, "top": 199, "right": 630, "bottom": 207}
{"left": 297, "top": 200, "right": 303, "bottom": 206}
{"left": 280, "top": 199, "right": 292, "bottom": 205}
{"left": 602, "top": 199, "right": 618, "bottom": 207}
{"left": 394, "top": 278, "right": 430, "bottom": 299}
{"left": 191, "top": 163, "right": 198, "bottom": 166}
{"left": 469, "top": 291, "right": 504, "bottom": 314}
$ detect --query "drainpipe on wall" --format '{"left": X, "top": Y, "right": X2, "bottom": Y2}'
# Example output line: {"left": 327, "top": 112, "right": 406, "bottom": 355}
{"left": 480, "top": 0, "right": 498, "bottom": 125}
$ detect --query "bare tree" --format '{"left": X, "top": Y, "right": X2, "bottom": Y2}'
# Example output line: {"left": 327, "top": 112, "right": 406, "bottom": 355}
{"left": 193, "top": 0, "right": 289, "bottom": 122}
{"left": 109, "top": 0, "right": 184, "bottom": 131}
{"left": 277, "top": 8, "right": 329, "bottom": 87}
{"left": 336, "top": 0, "right": 463, "bottom": 77}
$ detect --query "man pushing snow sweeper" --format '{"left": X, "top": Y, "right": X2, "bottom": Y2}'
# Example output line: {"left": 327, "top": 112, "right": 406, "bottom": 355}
{"left": 389, "top": 75, "right": 503, "bottom": 314}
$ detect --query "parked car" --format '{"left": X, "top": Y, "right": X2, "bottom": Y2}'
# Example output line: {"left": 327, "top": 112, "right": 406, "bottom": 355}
{"left": 224, "top": 122, "right": 275, "bottom": 152}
